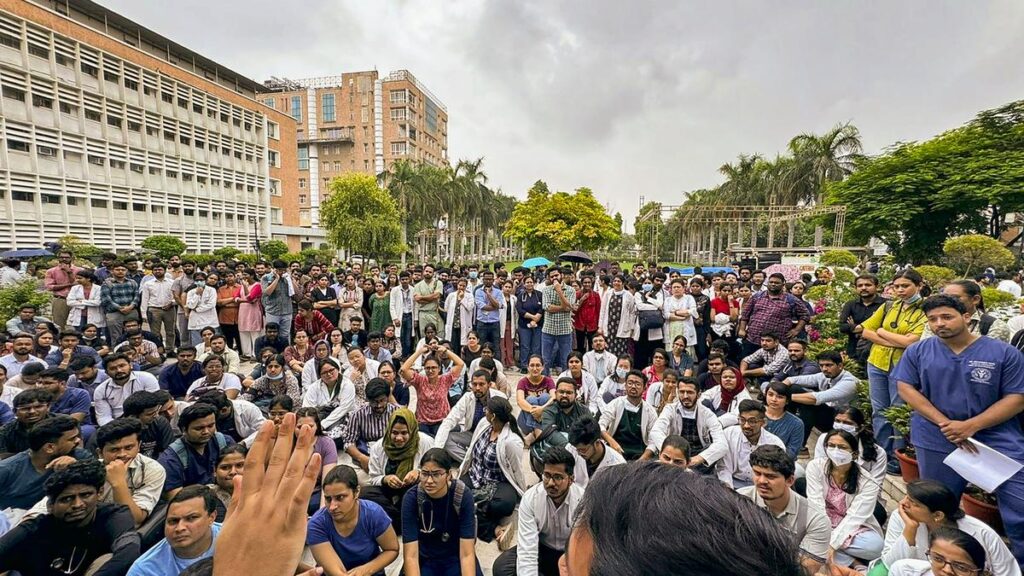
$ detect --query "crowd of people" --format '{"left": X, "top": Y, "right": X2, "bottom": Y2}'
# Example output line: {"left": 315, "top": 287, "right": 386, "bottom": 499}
{"left": 0, "top": 252, "right": 1021, "bottom": 575}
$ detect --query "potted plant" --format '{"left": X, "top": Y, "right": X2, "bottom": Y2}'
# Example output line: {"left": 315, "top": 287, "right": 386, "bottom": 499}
{"left": 882, "top": 404, "right": 918, "bottom": 482}
{"left": 962, "top": 484, "right": 1004, "bottom": 535}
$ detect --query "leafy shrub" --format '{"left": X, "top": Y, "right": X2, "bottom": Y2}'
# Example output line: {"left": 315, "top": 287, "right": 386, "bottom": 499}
{"left": 913, "top": 265, "right": 957, "bottom": 289}
{"left": 982, "top": 287, "right": 1016, "bottom": 310}
{"left": 819, "top": 250, "right": 858, "bottom": 268}
{"left": 0, "top": 278, "right": 52, "bottom": 322}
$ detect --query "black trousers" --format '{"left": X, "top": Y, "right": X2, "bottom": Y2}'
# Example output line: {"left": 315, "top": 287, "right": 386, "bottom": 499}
{"left": 462, "top": 474, "right": 519, "bottom": 542}
{"left": 493, "top": 543, "right": 563, "bottom": 576}
{"left": 574, "top": 329, "right": 595, "bottom": 353}
{"left": 220, "top": 323, "right": 241, "bottom": 353}
{"left": 361, "top": 484, "right": 411, "bottom": 531}
{"left": 790, "top": 386, "right": 837, "bottom": 444}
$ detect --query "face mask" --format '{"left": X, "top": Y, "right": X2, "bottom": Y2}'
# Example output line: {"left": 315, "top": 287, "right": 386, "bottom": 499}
{"left": 469, "top": 271, "right": 478, "bottom": 280}
{"left": 615, "top": 367, "right": 629, "bottom": 379}
{"left": 833, "top": 422, "right": 858, "bottom": 435}
{"left": 642, "top": 283, "right": 654, "bottom": 292}
{"left": 268, "top": 372, "right": 283, "bottom": 381}
{"left": 826, "top": 447, "right": 854, "bottom": 466}
{"left": 905, "top": 292, "right": 922, "bottom": 304}
{"left": 195, "top": 280, "right": 206, "bottom": 288}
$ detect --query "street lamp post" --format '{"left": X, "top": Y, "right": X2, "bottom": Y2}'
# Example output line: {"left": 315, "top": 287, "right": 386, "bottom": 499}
{"left": 250, "top": 216, "right": 261, "bottom": 259}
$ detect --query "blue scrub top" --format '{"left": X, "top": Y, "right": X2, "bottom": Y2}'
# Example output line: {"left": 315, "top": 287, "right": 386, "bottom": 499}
{"left": 894, "top": 336, "right": 1024, "bottom": 459}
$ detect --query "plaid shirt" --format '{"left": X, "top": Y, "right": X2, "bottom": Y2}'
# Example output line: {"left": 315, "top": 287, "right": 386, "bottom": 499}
{"left": 741, "top": 346, "right": 789, "bottom": 377}
{"left": 293, "top": 310, "right": 335, "bottom": 341}
{"left": 542, "top": 284, "right": 577, "bottom": 336}
{"left": 343, "top": 402, "right": 398, "bottom": 448}
{"left": 100, "top": 278, "right": 140, "bottom": 312}
{"left": 469, "top": 432, "right": 503, "bottom": 487}
{"left": 739, "top": 292, "right": 810, "bottom": 345}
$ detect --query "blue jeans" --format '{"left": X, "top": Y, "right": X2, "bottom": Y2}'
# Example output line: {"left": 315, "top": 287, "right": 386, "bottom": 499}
{"left": 832, "top": 530, "right": 883, "bottom": 566}
{"left": 867, "top": 364, "right": 904, "bottom": 456}
{"left": 541, "top": 332, "right": 572, "bottom": 375}
{"left": 918, "top": 445, "right": 1024, "bottom": 565}
{"left": 265, "top": 312, "right": 293, "bottom": 342}
{"left": 476, "top": 321, "right": 501, "bottom": 352}
{"left": 518, "top": 326, "right": 541, "bottom": 369}
{"left": 516, "top": 393, "right": 550, "bottom": 434}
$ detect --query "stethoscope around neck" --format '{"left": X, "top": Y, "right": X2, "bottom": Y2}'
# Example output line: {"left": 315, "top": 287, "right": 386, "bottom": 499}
{"left": 419, "top": 483, "right": 454, "bottom": 543}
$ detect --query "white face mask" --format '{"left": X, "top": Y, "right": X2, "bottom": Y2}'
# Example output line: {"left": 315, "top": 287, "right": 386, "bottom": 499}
{"left": 833, "top": 422, "right": 857, "bottom": 435}
{"left": 615, "top": 367, "right": 629, "bottom": 379}
{"left": 826, "top": 447, "right": 854, "bottom": 466}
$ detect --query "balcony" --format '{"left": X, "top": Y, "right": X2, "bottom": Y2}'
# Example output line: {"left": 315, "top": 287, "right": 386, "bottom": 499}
{"left": 298, "top": 127, "right": 354, "bottom": 144}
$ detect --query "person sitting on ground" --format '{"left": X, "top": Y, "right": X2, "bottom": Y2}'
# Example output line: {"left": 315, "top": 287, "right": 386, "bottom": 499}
{"left": 185, "top": 356, "right": 242, "bottom": 401}
{"left": 341, "top": 315, "right": 368, "bottom": 349}
{"left": 45, "top": 330, "right": 103, "bottom": 369}
{"left": 567, "top": 415, "right": 625, "bottom": 487}
{"left": 364, "top": 332, "right": 393, "bottom": 365}
{"left": 657, "top": 435, "right": 690, "bottom": 468}
{"left": 435, "top": 370, "right": 508, "bottom": 462}
{"left": 243, "top": 353, "right": 301, "bottom": 407}
{"left": 400, "top": 448, "right": 482, "bottom": 576}
{"left": 698, "top": 366, "right": 752, "bottom": 427}
{"left": 362, "top": 408, "right": 433, "bottom": 530}
{"left": 515, "top": 354, "right": 556, "bottom": 444}
{"left": 158, "top": 347, "right": 203, "bottom": 400}
{"left": 599, "top": 368, "right": 657, "bottom": 460}
{"left": 540, "top": 378, "right": 590, "bottom": 435}
{"left": 157, "top": 403, "right": 235, "bottom": 500}
{"left": 37, "top": 367, "right": 95, "bottom": 441}
{"left": 645, "top": 367, "right": 680, "bottom": 414}
{"left": 120, "top": 391, "right": 176, "bottom": 460}
{"left": 114, "top": 330, "right": 164, "bottom": 375}
{"left": 879, "top": 479, "right": 1018, "bottom": 576}
{"left": 811, "top": 405, "right": 887, "bottom": 489}
{"left": 400, "top": 343, "right": 465, "bottom": 437}
{"left": 300, "top": 340, "right": 334, "bottom": 389}
{"left": 253, "top": 322, "right": 288, "bottom": 354}
{"left": 564, "top": 459, "right": 804, "bottom": 576}
{"left": 302, "top": 358, "right": 357, "bottom": 441}
{"left": 0, "top": 387, "right": 53, "bottom": 458}
{"left": 888, "top": 527, "right": 992, "bottom": 576}
{"left": 648, "top": 376, "right": 728, "bottom": 475}
{"left": 0, "top": 415, "right": 90, "bottom": 515}
{"left": 342, "top": 379, "right": 399, "bottom": 474}
{"left": 717, "top": 399, "right": 786, "bottom": 489}
{"left": 27, "top": 417, "right": 166, "bottom": 527}
{"left": 114, "top": 317, "right": 165, "bottom": 356}
{"left": 696, "top": 351, "right": 730, "bottom": 391}
{"left": 4, "top": 358, "right": 46, "bottom": 393}
{"left": 762, "top": 381, "right": 806, "bottom": 462}
{"left": 5, "top": 304, "right": 51, "bottom": 337}
{"left": 127, "top": 484, "right": 221, "bottom": 576}
{"left": 0, "top": 459, "right": 141, "bottom": 576}
{"left": 208, "top": 444, "right": 246, "bottom": 522}
{"left": 491, "top": 446, "right": 583, "bottom": 576}
{"left": 67, "top": 354, "right": 108, "bottom": 397}
{"left": 458, "top": 396, "right": 527, "bottom": 544}
{"left": 93, "top": 353, "right": 160, "bottom": 425}
{"left": 306, "top": 466, "right": 400, "bottom": 576}
{"left": 193, "top": 390, "right": 265, "bottom": 445}
{"left": 736, "top": 445, "right": 832, "bottom": 574}
{"left": 241, "top": 346, "right": 278, "bottom": 389}
{"left": 555, "top": 351, "right": 600, "bottom": 415}
{"left": 195, "top": 334, "right": 241, "bottom": 375}
{"left": 768, "top": 339, "right": 821, "bottom": 386}
{"left": 806, "top": 429, "right": 884, "bottom": 568}
{"left": 292, "top": 407, "right": 338, "bottom": 514}
{"left": 782, "top": 350, "right": 859, "bottom": 444}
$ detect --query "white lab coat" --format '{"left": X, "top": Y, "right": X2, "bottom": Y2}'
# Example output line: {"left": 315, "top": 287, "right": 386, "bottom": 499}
{"left": 599, "top": 396, "right": 657, "bottom": 449}
{"left": 185, "top": 287, "right": 219, "bottom": 330}
{"left": 457, "top": 421, "right": 528, "bottom": 496}
{"left": 389, "top": 285, "right": 418, "bottom": 330}
{"left": 648, "top": 401, "right": 728, "bottom": 464}
{"left": 598, "top": 290, "right": 637, "bottom": 340}
{"left": 434, "top": 388, "right": 508, "bottom": 449}
{"left": 805, "top": 457, "right": 883, "bottom": 550}
{"left": 302, "top": 378, "right": 356, "bottom": 432}
{"left": 367, "top": 432, "right": 435, "bottom": 486}
{"left": 443, "top": 290, "right": 476, "bottom": 346}
{"left": 566, "top": 442, "right": 625, "bottom": 488}
{"left": 66, "top": 283, "right": 105, "bottom": 328}
{"left": 633, "top": 290, "right": 664, "bottom": 341}
{"left": 555, "top": 370, "right": 601, "bottom": 414}
{"left": 699, "top": 385, "right": 753, "bottom": 428}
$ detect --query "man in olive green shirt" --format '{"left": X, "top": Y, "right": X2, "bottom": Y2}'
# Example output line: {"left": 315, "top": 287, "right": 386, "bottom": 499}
{"left": 413, "top": 264, "right": 443, "bottom": 339}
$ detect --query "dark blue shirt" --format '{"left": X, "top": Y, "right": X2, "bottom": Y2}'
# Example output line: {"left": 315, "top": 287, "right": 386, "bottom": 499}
{"left": 515, "top": 290, "right": 544, "bottom": 329}
{"left": 45, "top": 345, "right": 103, "bottom": 367}
{"left": 307, "top": 500, "right": 391, "bottom": 572}
{"left": 0, "top": 448, "right": 93, "bottom": 509}
{"left": 401, "top": 483, "right": 476, "bottom": 562}
{"left": 0, "top": 403, "right": 12, "bottom": 426}
{"left": 159, "top": 362, "right": 204, "bottom": 399}
{"left": 51, "top": 387, "right": 94, "bottom": 424}
{"left": 894, "top": 336, "right": 1024, "bottom": 459}
{"left": 157, "top": 433, "right": 234, "bottom": 492}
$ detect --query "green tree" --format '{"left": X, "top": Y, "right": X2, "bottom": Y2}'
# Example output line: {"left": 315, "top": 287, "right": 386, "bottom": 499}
{"left": 634, "top": 202, "right": 673, "bottom": 261}
{"left": 320, "top": 173, "right": 403, "bottom": 260}
{"left": 913, "top": 265, "right": 958, "bottom": 288}
{"left": 829, "top": 100, "right": 1024, "bottom": 262}
{"left": 140, "top": 235, "right": 187, "bottom": 260}
{"left": 0, "top": 278, "right": 51, "bottom": 322}
{"left": 56, "top": 235, "right": 104, "bottom": 261}
{"left": 819, "top": 249, "right": 859, "bottom": 268}
{"left": 787, "top": 123, "right": 863, "bottom": 204}
{"left": 261, "top": 240, "right": 289, "bottom": 260}
{"left": 503, "top": 181, "right": 621, "bottom": 256}
{"left": 212, "top": 246, "right": 242, "bottom": 259}
{"left": 943, "top": 234, "right": 1016, "bottom": 278}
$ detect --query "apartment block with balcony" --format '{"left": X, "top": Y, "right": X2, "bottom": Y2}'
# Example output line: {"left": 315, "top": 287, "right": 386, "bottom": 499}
{"left": 0, "top": 0, "right": 301, "bottom": 253}
{"left": 263, "top": 69, "right": 448, "bottom": 244}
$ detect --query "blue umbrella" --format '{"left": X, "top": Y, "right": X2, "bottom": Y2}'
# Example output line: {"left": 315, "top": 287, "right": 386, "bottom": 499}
{"left": 0, "top": 248, "right": 53, "bottom": 258}
{"left": 522, "top": 256, "right": 553, "bottom": 268}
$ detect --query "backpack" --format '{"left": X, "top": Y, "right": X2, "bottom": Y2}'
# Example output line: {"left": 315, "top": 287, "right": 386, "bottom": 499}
{"left": 416, "top": 479, "right": 468, "bottom": 522}
{"left": 170, "top": 432, "right": 229, "bottom": 469}
{"left": 978, "top": 313, "right": 996, "bottom": 336}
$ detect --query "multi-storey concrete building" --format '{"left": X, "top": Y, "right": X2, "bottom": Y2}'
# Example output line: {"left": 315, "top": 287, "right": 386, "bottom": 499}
{"left": 0, "top": 0, "right": 302, "bottom": 253}
{"left": 263, "top": 69, "right": 448, "bottom": 232}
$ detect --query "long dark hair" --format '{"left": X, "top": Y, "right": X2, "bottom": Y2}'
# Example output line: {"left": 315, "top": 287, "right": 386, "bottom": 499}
{"left": 823, "top": 429, "right": 861, "bottom": 495}
{"left": 833, "top": 406, "right": 878, "bottom": 467}
{"left": 487, "top": 396, "right": 522, "bottom": 439}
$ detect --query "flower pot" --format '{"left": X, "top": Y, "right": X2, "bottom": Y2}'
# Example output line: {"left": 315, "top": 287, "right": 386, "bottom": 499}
{"left": 894, "top": 448, "right": 919, "bottom": 482}
{"left": 962, "top": 491, "right": 1004, "bottom": 535}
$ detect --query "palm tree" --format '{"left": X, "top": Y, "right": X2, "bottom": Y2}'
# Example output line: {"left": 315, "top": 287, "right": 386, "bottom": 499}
{"left": 378, "top": 159, "right": 435, "bottom": 264}
{"left": 787, "top": 122, "right": 863, "bottom": 204}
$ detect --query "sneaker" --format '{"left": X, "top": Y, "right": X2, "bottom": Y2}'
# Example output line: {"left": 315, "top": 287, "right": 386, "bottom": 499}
{"left": 496, "top": 510, "right": 518, "bottom": 551}
{"left": 886, "top": 459, "right": 902, "bottom": 476}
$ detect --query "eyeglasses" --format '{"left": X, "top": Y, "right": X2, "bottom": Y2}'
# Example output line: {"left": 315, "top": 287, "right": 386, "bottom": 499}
{"left": 925, "top": 551, "right": 982, "bottom": 575}
{"left": 420, "top": 470, "right": 447, "bottom": 480}
{"left": 542, "top": 472, "right": 569, "bottom": 483}
{"left": 738, "top": 417, "right": 764, "bottom": 426}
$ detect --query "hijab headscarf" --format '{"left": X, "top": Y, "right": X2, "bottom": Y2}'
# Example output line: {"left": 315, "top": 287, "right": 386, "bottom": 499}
{"left": 383, "top": 408, "right": 420, "bottom": 479}
{"left": 717, "top": 367, "right": 745, "bottom": 412}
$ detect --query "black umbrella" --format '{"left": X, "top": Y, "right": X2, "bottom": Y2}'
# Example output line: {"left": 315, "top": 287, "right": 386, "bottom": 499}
{"left": 0, "top": 248, "right": 53, "bottom": 258}
{"left": 558, "top": 250, "right": 593, "bottom": 264}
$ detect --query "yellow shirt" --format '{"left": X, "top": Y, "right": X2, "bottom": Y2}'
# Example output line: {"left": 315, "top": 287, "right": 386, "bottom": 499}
{"left": 860, "top": 299, "right": 927, "bottom": 371}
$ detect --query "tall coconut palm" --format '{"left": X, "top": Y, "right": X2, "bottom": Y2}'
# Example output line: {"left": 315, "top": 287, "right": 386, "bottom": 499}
{"left": 787, "top": 122, "right": 863, "bottom": 204}
{"left": 378, "top": 159, "right": 435, "bottom": 264}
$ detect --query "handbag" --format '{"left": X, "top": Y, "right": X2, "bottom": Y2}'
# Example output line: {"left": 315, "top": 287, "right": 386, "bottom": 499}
{"left": 638, "top": 309, "right": 662, "bottom": 331}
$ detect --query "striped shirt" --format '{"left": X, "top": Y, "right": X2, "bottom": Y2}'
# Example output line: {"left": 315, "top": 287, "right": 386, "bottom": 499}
{"left": 342, "top": 402, "right": 398, "bottom": 448}
{"left": 101, "top": 278, "right": 140, "bottom": 312}
{"left": 541, "top": 285, "right": 577, "bottom": 336}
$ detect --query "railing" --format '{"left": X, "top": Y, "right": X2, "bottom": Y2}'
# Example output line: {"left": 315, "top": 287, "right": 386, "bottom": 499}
{"left": 297, "top": 128, "right": 354, "bottom": 143}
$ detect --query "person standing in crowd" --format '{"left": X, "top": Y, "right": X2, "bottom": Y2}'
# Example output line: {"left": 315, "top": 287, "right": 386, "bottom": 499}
{"left": 739, "top": 445, "right": 832, "bottom": 574}
{"left": 473, "top": 270, "right": 505, "bottom": 353}
{"left": 597, "top": 275, "right": 636, "bottom": 359}
{"left": 444, "top": 278, "right": 475, "bottom": 351}
{"left": 688, "top": 277, "right": 712, "bottom": 360}
{"left": 499, "top": 280, "right": 517, "bottom": 369}
{"left": 738, "top": 272, "right": 810, "bottom": 359}
{"left": 236, "top": 269, "right": 264, "bottom": 360}
{"left": 215, "top": 272, "right": 241, "bottom": 353}
{"left": 838, "top": 274, "right": 886, "bottom": 365}
{"left": 171, "top": 260, "right": 196, "bottom": 349}
{"left": 390, "top": 271, "right": 417, "bottom": 360}
{"left": 921, "top": 279, "right": 1011, "bottom": 342}
{"left": 895, "top": 294, "right": 1024, "bottom": 564}
{"left": 573, "top": 275, "right": 600, "bottom": 354}
{"left": 101, "top": 261, "right": 141, "bottom": 345}
{"left": 336, "top": 273, "right": 363, "bottom": 333}
{"left": 140, "top": 262, "right": 175, "bottom": 355}
{"left": 540, "top": 267, "right": 576, "bottom": 375}
{"left": 44, "top": 250, "right": 79, "bottom": 331}
{"left": 717, "top": 400, "right": 785, "bottom": 489}
{"left": 184, "top": 272, "right": 218, "bottom": 347}
{"left": 311, "top": 274, "right": 341, "bottom": 330}
{"left": 516, "top": 275, "right": 544, "bottom": 371}
{"left": 491, "top": 446, "right": 583, "bottom": 576}
{"left": 67, "top": 270, "right": 105, "bottom": 333}
{"left": 633, "top": 277, "right": 664, "bottom": 369}
{"left": 663, "top": 278, "right": 698, "bottom": 359}
{"left": 857, "top": 268, "right": 927, "bottom": 473}
{"left": 400, "top": 448, "right": 482, "bottom": 576}
{"left": 261, "top": 260, "right": 294, "bottom": 343}
{"left": 415, "top": 265, "right": 444, "bottom": 341}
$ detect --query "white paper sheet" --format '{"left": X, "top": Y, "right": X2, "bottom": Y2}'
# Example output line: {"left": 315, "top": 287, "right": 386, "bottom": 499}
{"left": 943, "top": 439, "right": 1023, "bottom": 493}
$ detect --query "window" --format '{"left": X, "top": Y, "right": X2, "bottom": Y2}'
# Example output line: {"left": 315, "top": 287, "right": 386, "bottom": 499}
{"left": 390, "top": 108, "right": 406, "bottom": 121}
{"left": 263, "top": 98, "right": 275, "bottom": 109}
{"left": 91, "top": 198, "right": 107, "bottom": 208}
{"left": 128, "top": 121, "right": 141, "bottom": 132}
{"left": 110, "top": 160, "right": 125, "bottom": 169}
{"left": 7, "top": 140, "right": 29, "bottom": 152}
{"left": 130, "top": 163, "right": 144, "bottom": 173}
{"left": 298, "top": 146, "right": 309, "bottom": 170}
{"left": 66, "top": 197, "right": 79, "bottom": 206}
{"left": 361, "top": 107, "right": 369, "bottom": 123}
{"left": 299, "top": 178, "right": 305, "bottom": 189}
{"left": 268, "top": 150, "right": 279, "bottom": 167}
{"left": 104, "top": 71, "right": 120, "bottom": 84}
{"left": 271, "top": 207, "right": 282, "bottom": 224}
{"left": 107, "top": 115, "right": 123, "bottom": 128}
{"left": 391, "top": 142, "right": 407, "bottom": 156}
{"left": 125, "top": 79, "right": 138, "bottom": 91}
{"left": 133, "top": 203, "right": 146, "bottom": 212}
{"left": 161, "top": 92, "right": 173, "bottom": 103}
{"left": 113, "top": 201, "right": 128, "bottom": 210}
{"left": 27, "top": 44, "right": 48, "bottom": 59}
{"left": 32, "top": 94, "right": 53, "bottom": 108}
{"left": 37, "top": 145, "right": 56, "bottom": 157}
{"left": 59, "top": 102, "right": 77, "bottom": 115}
{"left": 0, "top": 32, "right": 20, "bottom": 49}
{"left": 334, "top": 161, "right": 341, "bottom": 172}
{"left": 184, "top": 208, "right": 194, "bottom": 216}
{"left": 41, "top": 194, "right": 60, "bottom": 204}
{"left": 299, "top": 194, "right": 306, "bottom": 204}
{"left": 88, "top": 155, "right": 104, "bottom": 166}
{"left": 322, "top": 94, "right": 335, "bottom": 122}
{"left": 85, "top": 110, "right": 102, "bottom": 122}
{"left": 267, "top": 121, "right": 279, "bottom": 139}
{"left": 269, "top": 178, "right": 281, "bottom": 196}
{"left": 81, "top": 63, "right": 99, "bottom": 77}
{"left": 12, "top": 191, "right": 34, "bottom": 202}
{"left": 168, "top": 207, "right": 179, "bottom": 215}
{"left": 2, "top": 86, "right": 24, "bottom": 102}
{"left": 389, "top": 90, "right": 406, "bottom": 104}
{"left": 290, "top": 96, "right": 301, "bottom": 121}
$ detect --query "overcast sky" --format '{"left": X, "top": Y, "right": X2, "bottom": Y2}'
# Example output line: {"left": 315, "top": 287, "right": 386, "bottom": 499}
{"left": 101, "top": 0, "right": 1024, "bottom": 231}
